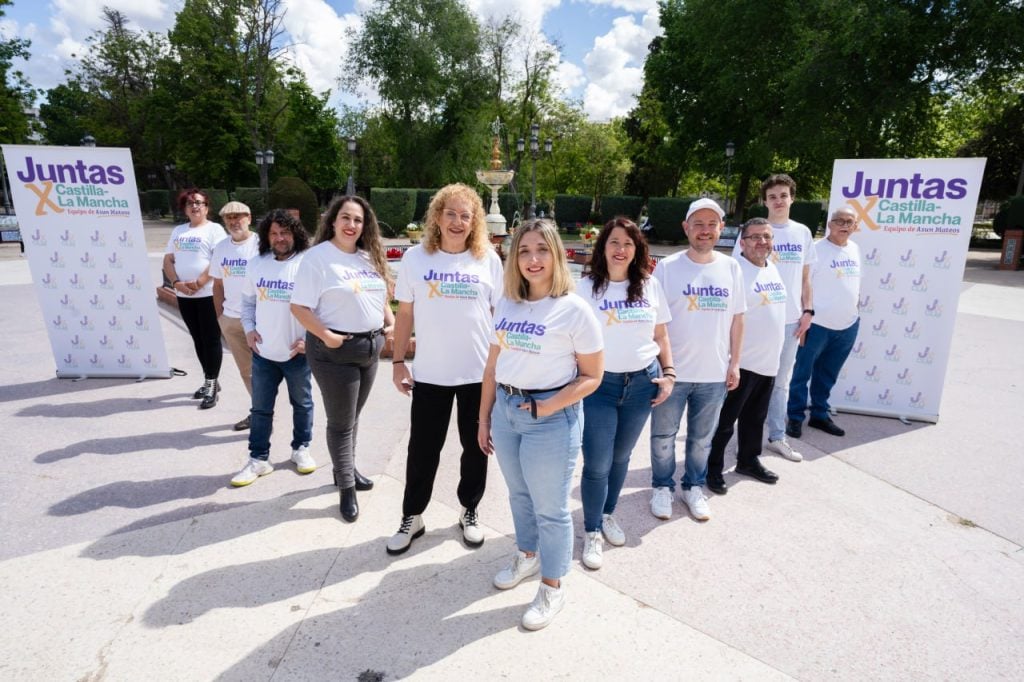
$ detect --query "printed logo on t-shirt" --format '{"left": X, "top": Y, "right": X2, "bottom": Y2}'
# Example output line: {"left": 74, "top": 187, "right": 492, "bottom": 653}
{"left": 753, "top": 280, "right": 786, "bottom": 306}
{"left": 830, "top": 257, "right": 859, "bottom": 279}
{"left": 343, "top": 268, "right": 386, "bottom": 293}
{"left": 256, "top": 276, "right": 295, "bottom": 302}
{"left": 771, "top": 243, "right": 804, "bottom": 265}
{"left": 220, "top": 257, "right": 248, "bottom": 278}
{"left": 681, "top": 283, "right": 730, "bottom": 312}
{"left": 174, "top": 235, "right": 203, "bottom": 252}
{"left": 423, "top": 268, "right": 482, "bottom": 300}
{"left": 597, "top": 297, "right": 655, "bottom": 325}
{"left": 494, "top": 317, "right": 545, "bottom": 353}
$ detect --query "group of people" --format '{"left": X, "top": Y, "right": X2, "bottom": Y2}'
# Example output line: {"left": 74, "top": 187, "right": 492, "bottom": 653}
{"left": 162, "top": 173, "right": 863, "bottom": 632}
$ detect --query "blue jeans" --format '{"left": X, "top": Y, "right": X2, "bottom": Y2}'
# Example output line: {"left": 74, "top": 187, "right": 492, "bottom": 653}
{"left": 787, "top": 319, "right": 860, "bottom": 423}
{"left": 581, "top": 361, "right": 659, "bottom": 532}
{"left": 766, "top": 321, "right": 800, "bottom": 441}
{"left": 491, "top": 388, "right": 582, "bottom": 581}
{"left": 650, "top": 381, "right": 727, "bottom": 491}
{"left": 248, "top": 352, "right": 314, "bottom": 461}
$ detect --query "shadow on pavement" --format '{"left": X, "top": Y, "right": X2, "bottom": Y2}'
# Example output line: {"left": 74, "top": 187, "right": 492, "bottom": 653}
{"left": 34, "top": 424, "right": 247, "bottom": 464}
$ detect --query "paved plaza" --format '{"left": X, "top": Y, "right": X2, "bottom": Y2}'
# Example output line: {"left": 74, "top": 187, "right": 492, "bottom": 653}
{"left": 1, "top": 228, "right": 1022, "bottom": 680}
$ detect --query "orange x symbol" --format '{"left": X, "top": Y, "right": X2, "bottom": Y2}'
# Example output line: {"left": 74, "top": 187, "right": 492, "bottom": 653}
{"left": 257, "top": 287, "right": 269, "bottom": 301}
{"left": 759, "top": 292, "right": 771, "bottom": 306}
{"left": 27, "top": 182, "right": 64, "bottom": 216}
{"left": 846, "top": 197, "right": 879, "bottom": 230}
{"left": 426, "top": 281, "right": 442, "bottom": 298}
{"left": 603, "top": 309, "right": 620, "bottom": 326}
{"left": 687, "top": 295, "right": 699, "bottom": 311}
{"left": 495, "top": 330, "right": 510, "bottom": 350}
{"left": 351, "top": 280, "right": 362, "bottom": 294}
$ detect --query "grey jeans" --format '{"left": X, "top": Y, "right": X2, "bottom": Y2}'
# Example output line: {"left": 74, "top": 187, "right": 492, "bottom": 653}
{"left": 306, "top": 332, "right": 382, "bottom": 488}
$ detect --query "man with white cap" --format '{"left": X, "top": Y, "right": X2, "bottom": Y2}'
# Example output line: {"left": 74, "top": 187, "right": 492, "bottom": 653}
{"left": 649, "top": 198, "right": 745, "bottom": 521}
{"left": 209, "top": 200, "right": 260, "bottom": 430}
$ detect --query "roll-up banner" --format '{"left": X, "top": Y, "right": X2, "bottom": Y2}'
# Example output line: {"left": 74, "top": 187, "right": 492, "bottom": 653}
{"left": 1, "top": 145, "right": 171, "bottom": 379}
{"left": 828, "top": 158, "right": 986, "bottom": 423}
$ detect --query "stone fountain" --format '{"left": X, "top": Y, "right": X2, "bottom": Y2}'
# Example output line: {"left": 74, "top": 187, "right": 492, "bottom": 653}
{"left": 475, "top": 119, "right": 515, "bottom": 239}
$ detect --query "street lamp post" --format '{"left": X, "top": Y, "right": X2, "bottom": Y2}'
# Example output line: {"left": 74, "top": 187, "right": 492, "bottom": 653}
{"left": 255, "top": 148, "right": 275, "bottom": 193}
{"left": 80, "top": 133, "right": 96, "bottom": 147}
{"left": 346, "top": 138, "right": 357, "bottom": 196}
{"left": 516, "top": 123, "right": 553, "bottom": 219}
{"left": 164, "top": 162, "right": 176, "bottom": 191}
{"left": 724, "top": 141, "right": 735, "bottom": 217}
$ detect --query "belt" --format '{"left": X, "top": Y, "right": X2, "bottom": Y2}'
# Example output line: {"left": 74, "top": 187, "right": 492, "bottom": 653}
{"left": 499, "top": 382, "right": 570, "bottom": 419}
{"left": 329, "top": 328, "right": 385, "bottom": 340}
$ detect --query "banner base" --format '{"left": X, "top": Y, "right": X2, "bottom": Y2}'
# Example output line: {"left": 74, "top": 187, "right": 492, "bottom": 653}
{"left": 835, "top": 406, "right": 938, "bottom": 424}
{"left": 55, "top": 370, "right": 174, "bottom": 381}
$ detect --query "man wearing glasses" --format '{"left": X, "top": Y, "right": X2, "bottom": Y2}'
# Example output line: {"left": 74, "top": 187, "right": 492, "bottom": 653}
{"left": 786, "top": 206, "right": 862, "bottom": 438}
{"left": 707, "top": 218, "right": 788, "bottom": 494}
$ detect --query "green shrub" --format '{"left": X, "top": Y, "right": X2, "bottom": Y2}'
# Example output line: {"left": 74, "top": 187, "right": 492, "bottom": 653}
{"left": 498, "top": 192, "right": 524, "bottom": 224}
{"left": 647, "top": 196, "right": 697, "bottom": 241}
{"left": 745, "top": 204, "right": 768, "bottom": 219}
{"left": 231, "top": 187, "right": 267, "bottom": 219}
{"left": 268, "top": 177, "right": 320, "bottom": 235}
{"left": 138, "top": 192, "right": 150, "bottom": 214}
{"left": 370, "top": 188, "right": 417, "bottom": 237}
{"left": 413, "top": 189, "right": 438, "bottom": 222}
{"left": 1007, "top": 196, "right": 1024, "bottom": 234}
{"left": 599, "top": 195, "right": 644, "bottom": 224}
{"left": 146, "top": 189, "right": 171, "bottom": 217}
{"left": 204, "top": 189, "right": 230, "bottom": 222}
{"left": 554, "top": 194, "right": 593, "bottom": 227}
{"left": 791, "top": 200, "right": 825, "bottom": 236}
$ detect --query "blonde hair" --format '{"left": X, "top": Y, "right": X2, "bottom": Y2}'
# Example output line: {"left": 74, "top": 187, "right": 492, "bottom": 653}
{"left": 504, "top": 218, "right": 574, "bottom": 302}
{"left": 422, "top": 183, "right": 491, "bottom": 259}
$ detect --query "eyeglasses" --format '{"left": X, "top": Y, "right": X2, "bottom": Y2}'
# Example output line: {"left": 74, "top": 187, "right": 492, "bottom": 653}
{"left": 830, "top": 218, "right": 855, "bottom": 227}
{"left": 743, "top": 234, "right": 773, "bottom": 242}
{"left": 186, "top": 200, "right": 207, "bottom": 207}
{"left": 443, "top": 209, "right": 473, "bottom": 224}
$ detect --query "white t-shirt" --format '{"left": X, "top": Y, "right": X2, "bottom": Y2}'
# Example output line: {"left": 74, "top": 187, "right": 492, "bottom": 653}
{"left": 653, "top": 250, "right": 746, "bottom": 383}
{"left": 491, "top": 293, "right": 603, "bottom": 390}
{"left": 580, "top": 275, "right": 671, "bottom": 373}
{"left": 733, "top": 219, "right": 816, "bottom": 323}
{"left": 209, "top": 234, "right": 259, "bottom": 317}
{"left": 291, "top": 241, "right": 388, "bottom": 332}
{"left": 811, "top": 238, "right": 861, "bottom": 331}
{"left": 241, "top": 252, "right": 306, "bottom": 362}
{"left": 165, "top": 221, "right": 227, "bottom": 298}
{"left": 737, "top": 255, "right": 787, "bottom": 376}
{"left": 395, "top": 245, "right": 503, "bottom": 386}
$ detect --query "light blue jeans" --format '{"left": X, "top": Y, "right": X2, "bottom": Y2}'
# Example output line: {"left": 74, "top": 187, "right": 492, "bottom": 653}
{"left": 767, "top": 322, "right": 800, "bottom": 441}
{"left": 581, "top": 361, "right": 659, "bottom": 532}
{"left": 650, "top": 381, "right": 727, "bottom": 491}
{"left": 491, "top": 387, "right": 582, "bottom": 581}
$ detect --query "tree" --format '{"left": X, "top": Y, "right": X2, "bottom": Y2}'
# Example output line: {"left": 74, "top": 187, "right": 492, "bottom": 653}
{"left": 275, "top": 80, "right": 345, "bottom": 192}
{"left": 0, "top": 0, "right": 34, "bottom": 144}
{"left": 38, "top": 81, "right": 91, "bottom": 146}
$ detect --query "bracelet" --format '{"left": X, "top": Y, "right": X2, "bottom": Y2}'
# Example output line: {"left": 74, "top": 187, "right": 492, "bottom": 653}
{"left": 393, "top": 360, "right": 405, "bottom": 364}
{"left": 662, "top": 365, "right": 675, "bottom": 370}
{"left": 478, "top": 420, "right": 490, "bottom": 425}
{"left": 172, "top": 279, "right": 180, "bottom": 286}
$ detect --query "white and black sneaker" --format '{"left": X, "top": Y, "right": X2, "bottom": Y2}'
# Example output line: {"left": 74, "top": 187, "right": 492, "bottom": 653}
{"left": 459, "top": 507, "right": 484, "bottom": 547}
{"left": 386, "top": 515, "right": 425, "bottom": 555}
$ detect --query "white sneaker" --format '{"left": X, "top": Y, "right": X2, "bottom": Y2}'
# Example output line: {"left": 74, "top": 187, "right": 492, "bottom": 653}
{"left": 601, "top": 514, "right": 626, "bottom": 546}
{"left": 493, "top": 550, "right": 540, "bottom": 590}
{"left": 582, "top": 531, "right": 603, "bottom": 570}
{"left": 680, "top": 487, "right": 711, "bottom": 521}
{"left": 459, "top": 507, "right": 484, "bottom": 547}
{"left": 522, "top": 582, "right": 566, "bottom": 631}
{"left": 290, "top": 444, "right": 317, "bottom": 474}
{"left": 386, "top": 515, "right": 425, "bottom": 555}
{"left": 230, "top": 458, "right": 273, "bottom": 487}
{"left": 766, "top": 438, "right": 803, "bottom": 462}
{"left": 650, "top": 486, "right": 673, "bottom": 520}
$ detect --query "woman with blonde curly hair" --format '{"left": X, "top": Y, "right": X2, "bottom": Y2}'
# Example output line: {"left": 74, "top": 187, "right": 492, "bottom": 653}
{"left": 291, "top": 195, "right": 395, "bottom": 523}
{"left": 385, "top": 183, "right": 504, "bottom": 555}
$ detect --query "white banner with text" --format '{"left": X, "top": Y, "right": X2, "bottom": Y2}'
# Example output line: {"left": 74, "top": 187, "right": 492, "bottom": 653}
{"left": 1, "top": 144, "right": 170, "bottom": 378}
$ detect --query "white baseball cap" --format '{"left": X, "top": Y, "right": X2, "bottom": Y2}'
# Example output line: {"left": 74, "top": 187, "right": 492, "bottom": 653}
{"left": 685, "top": 197, "right": 725, "bottom": 221}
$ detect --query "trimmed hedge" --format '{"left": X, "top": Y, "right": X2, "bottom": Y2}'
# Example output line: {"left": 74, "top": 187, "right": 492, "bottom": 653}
{"left": 204, "top": 189, "right": 230, "bottom": 222}
{"left": 647, "top": 196, "right": 697, "bottom": 241}
{"left": 745, "top": 204, "right": 768, "bottom": 219}
{"left": 268, "top": 177, "right": 320, "bottom": 235}
{"left": 599, "top": 194, "right": 644, "bottom": 224}
{"left": 371, "top": 188, "right": 417, "bottom": 237}
{"left": 498, "top": 192, "right": 523, "bottom": 224}
{"left": 145, "top": 189, "right": 172, "bottom": 217}
{"left": 554, "top": 194, "right": 593, "bottom": 227}
{"left": 231, "top": 187, "right": 267, "bottom": 219}
{"left": 791, "top": 200, "right": 825, "bottom": 236}
{"left": 413, "top": 189, "right": 439, "bottom": 222}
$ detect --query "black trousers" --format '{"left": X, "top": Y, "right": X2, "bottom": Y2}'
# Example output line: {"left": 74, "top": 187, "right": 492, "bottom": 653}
{"left": 177, "top": 296, "right": 222, "bottom": 380}
{"left": 402, "top": 381, "right": 488, "bottom": 516}
{"left": 708, "top": 368, "right": 775, "bottom": 478}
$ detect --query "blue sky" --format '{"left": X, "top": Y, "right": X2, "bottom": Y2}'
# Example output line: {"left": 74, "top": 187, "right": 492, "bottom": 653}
{"left": 1, "top": 0, "right": 662, "bottom": 121}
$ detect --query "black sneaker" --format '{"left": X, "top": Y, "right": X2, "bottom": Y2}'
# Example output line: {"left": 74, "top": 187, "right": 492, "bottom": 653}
{"left": 785, "top": 419, "right": 803, "bottom": 439}
{"left": 707, "top": 476, "right": 728, "bottom": 495}
{"left": 808, "top": 416, "right": 845, "bottom": 436}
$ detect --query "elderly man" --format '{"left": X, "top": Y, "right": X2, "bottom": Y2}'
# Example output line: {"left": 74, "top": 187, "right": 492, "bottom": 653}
{"left": 650, "top": 198, "right": 745, "bottom": 521}
{"left": 786, "top": 206, "right": 862, "bottom": 438}
{"left": 210, "top": 201, "right": 260, "bottom": 430}
{"left": 707, "top": 218, "right": 788, "bottom": 494}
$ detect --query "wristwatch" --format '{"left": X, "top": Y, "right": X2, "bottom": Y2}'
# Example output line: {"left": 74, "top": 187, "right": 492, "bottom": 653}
{"left": 802, "top": 308, "right": 815, "bottom": 316}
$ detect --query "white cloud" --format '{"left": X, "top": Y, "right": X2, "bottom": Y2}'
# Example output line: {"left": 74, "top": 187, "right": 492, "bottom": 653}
{"left": 576, "top": 0, "right": 658, "bottom": 13}
{"left": 281, "top": 0, "right": 362, "bottom": 98}
{"left": 581, "top": 7, "right": 660, "bottom": 120}
{"left": 554, "top": 60, "right": 585, "bottom": 93}
{"left": 467, "top": 0, "right": 561, "bottom": 31}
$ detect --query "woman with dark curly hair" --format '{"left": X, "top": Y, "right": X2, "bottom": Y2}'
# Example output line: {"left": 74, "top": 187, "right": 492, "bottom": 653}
{"left": 578, "top": 217, "right": 674, "bottom": 570}
{"left": 291, "top": 196, "right": 395, "bottom": 522}
{"left": 162, "top": 188, "right": 227, "bottom": 408}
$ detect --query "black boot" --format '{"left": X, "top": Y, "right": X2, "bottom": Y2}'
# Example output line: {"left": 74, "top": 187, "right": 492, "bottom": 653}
{"left": 199, "top": 379, "right": 219, "bottom": 409}
{"left": 339, "top": 486, "right": 359, "bottom": 522}
{"left": 193, "top": 378, "right": 220, "bottom": 399}
{"left": 334, "top": 469, "right": 374, "bottom": 491}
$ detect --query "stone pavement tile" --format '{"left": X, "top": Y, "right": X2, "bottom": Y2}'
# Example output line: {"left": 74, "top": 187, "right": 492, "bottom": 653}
{"left": 592, "top": 454, "right": 1024, "bottom": 680}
